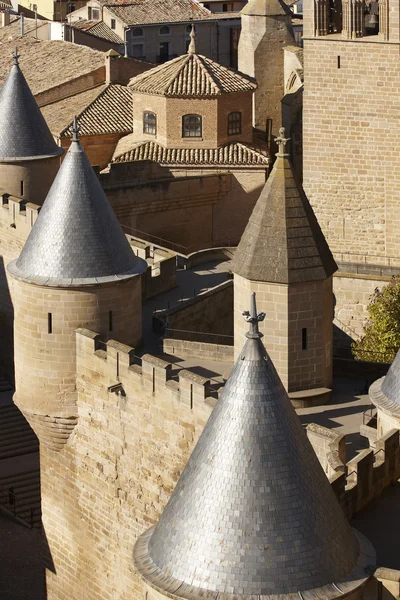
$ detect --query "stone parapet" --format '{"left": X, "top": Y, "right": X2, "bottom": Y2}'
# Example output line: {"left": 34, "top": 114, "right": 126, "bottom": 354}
{"left": 307, "top": 423, "right": 400, "bottom": 519}
{"left": 77, "top": 329, "right": 213, "bottom": 409}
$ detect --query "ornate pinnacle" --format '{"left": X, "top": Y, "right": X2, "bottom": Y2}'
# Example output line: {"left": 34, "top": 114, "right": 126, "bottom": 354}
{"left": 188, "top": 23, "right": 197, "bottom": 54}
{"left": 72, "top": 115, "right": 80, "bottom": 142}
{"left": 243, "top": 292, "right": 265, "bottom": 339}
{"left": 12, "top": 48, "right": 20, "bottom": 66}
{"left": 275, "top": 126, "right": 290, "bottom": 157}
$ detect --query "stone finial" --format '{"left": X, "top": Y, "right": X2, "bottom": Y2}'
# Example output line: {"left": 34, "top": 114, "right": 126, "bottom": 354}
{"left": 242, "top": 292, "right": 266, "bottom": 338}
{"left": 187, "top": 23, "right": 197, "bottom": 54}
{"left": 72, "top": 116, "right": 80, "bottom": 142}
{"left": 275, "top": 126, "right": 290, "bottom": 157}
{"left": 12, "top": 47, "right": 20, "bottom": 66}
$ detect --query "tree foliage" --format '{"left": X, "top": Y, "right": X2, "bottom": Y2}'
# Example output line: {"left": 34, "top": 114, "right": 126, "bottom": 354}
{"left": 351, "top": 276, "right": 400, "bottom": 363}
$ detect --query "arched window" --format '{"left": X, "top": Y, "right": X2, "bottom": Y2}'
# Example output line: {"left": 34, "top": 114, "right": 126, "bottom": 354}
{"left": 143, "top": 112, "right": 157, "bottom": 135}
{"left": 228, "top": 111, "right": 241, "bottom": 135}
{"left": 182, "top": 114, "right": 202, "bottom": 138}
{"left": 132, "top": 27, "right": 144, "bottom": 37}
{"left": 159, "top": 25, "right": 171, "bottom": 35}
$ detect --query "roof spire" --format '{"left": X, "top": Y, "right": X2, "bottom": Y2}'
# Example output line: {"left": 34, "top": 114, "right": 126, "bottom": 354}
{"left": 187, "top": 23, "right": 196, "bottom": 54}
{"left": 72, "top": 116, "right": 80, "bottom": 143}
{"left": 275, "top": 126, "right": 290, "bottom": 157}
{"left": 12, "top": 48, "right": 20, "bottom": 67}
{"left": 242, "top": 292, "right": 265, "bottom": 338}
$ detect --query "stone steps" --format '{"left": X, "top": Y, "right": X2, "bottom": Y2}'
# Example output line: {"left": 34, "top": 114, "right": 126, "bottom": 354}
{"left": 0, "top": 403, "right": 39, "bottom": 460}
{"left": 0, "top": 468, "right": 42, "bottom": 528}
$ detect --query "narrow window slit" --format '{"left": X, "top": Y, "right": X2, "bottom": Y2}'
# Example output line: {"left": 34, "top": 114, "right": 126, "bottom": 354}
{"left": 302, "top": 328, "right": 308, "bottom": 350}
{"left": 48, "top": 313, "right": 52, "bottom": 334}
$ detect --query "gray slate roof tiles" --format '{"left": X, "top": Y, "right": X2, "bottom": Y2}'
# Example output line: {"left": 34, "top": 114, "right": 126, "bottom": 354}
{"left": 232, "top": 148, "right": 337, "bottom": 284}
{"left": 0, "top": 57, "right": 63, "bottom": 161}
{"left": 134, "top": 295, "right": 373, "bottom": 599}
{"left": 8, "top": 135, "right": 145, "bottom": 287}
{"left": 369, "top": 350, "right": 400, "bottom": 417}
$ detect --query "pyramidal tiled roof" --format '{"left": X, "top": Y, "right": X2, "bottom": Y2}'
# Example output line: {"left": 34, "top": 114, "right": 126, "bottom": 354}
{"left": 370, "top": 350, "right": 400, "bottom": 417}
{"left": 129, "top": 52, "right": 256, "bottom": 97}
{"left": 241, "top": 0, "right": 293, "bottom": 16}
{"left": 232, "top": 128, "right": 337, "bottom": 284}
{"left": 0, "top": 52, "right": 63, "bottom": 162}
{"left": 8, "top": 123, "right": 146, "bottom": 287}
{"left": 112, "top": 140, "right": 269, "bottom": 166}
{"left": 134, "top": 293, "right": 374, "bottom": 599}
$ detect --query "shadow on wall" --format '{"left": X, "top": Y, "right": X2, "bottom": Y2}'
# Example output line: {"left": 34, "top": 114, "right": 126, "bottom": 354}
{"left": 0, "top": 256, "right": 14, "bottom": 383}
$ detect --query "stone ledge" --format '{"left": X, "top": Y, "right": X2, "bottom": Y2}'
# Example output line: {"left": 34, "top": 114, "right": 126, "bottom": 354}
{"left": 289, "top": 387, "right": 331, "bottom": 408}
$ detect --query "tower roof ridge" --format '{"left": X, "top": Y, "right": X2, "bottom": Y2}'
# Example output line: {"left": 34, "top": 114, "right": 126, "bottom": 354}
{"left": 0, "top": 52, "right": 64, "bottom": 162}
{"left": 8, "top": 133, "right": 146, "bottom": 287}
{"left": 232, "top": 127, "right": 337, "bottom": 284}
{"left": 134, "top": 292, "right": 373, "bottom": 599}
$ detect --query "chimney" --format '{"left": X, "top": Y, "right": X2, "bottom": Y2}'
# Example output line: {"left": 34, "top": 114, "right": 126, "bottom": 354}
{"left": 1, "top": 10, "right": 10, "bottom": 27}
{"left": 105, "top": 49, "right": 122, "bottom": 84}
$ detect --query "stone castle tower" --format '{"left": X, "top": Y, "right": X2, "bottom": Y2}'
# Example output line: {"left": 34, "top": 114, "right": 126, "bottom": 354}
{"left": 7, "top": 121, "right": 146, "bottom": 449}
{"left": 0, "top": 51, "right": 63, "bottom": 205}
{"left": 134, "top": 293, "right": 374, "bottom": 600}
{"left": 302, "top": 0, "right": 400, "bottom": 263}
{"left": 238, "top": 0, "right": 294, "bottom": 138}
{"left": 232, "top": 129, "right": 337, "bottom": 402}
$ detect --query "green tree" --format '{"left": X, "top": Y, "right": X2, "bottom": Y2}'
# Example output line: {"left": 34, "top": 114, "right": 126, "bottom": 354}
{"left": 351, "top": 276, "right": 400, "bottom": 363}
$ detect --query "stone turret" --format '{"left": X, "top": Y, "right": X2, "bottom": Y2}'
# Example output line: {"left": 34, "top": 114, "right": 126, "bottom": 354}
{"left": 370, "top": 350, "right": 400, "bottom": 437}
{"left": 134, "top": 292, "right": 374, "bottom": 600}
{"left": 238, "top": 0, "right": 294, "bottom": 140}
{"left": 8, "top": 120, "right": 146, "bottom": 450}
{"left": 232, "top": 128, "right": 337, "bottom": 405}
{"left": 0, "top": 50, "right": 63, "bottom": 204}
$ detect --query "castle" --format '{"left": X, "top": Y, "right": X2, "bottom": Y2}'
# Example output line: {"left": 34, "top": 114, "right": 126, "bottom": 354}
{"left": 0, "top": 0, "right": 400, "bottom": 598}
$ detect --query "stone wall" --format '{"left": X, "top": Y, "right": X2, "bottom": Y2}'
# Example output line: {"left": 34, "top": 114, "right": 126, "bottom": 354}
{"left": 307, "top": 422, "right": 400, "bottom": 520}
{"left": 103, "top": 168, "right": 265, "bottom": 253}
{"left": 0, "top": 198, "right": 40, "bottom": 380}
{"left": 162, "top": 280, "right": 233, "bottom": 336}
{"left": 333, "top": 273, "right": 390, "bottom": 355}
{"left": 163, "top": 338, "right": 234, "bottom": 362}
{"left": 42, "top": 329, "right": 214, "bottom": 600}
{"left": 60, "top": 133, "right": 127, "bottom": 170}
{"left": 35, "top": 66, "right": 105, "bottom": 107}
{"left": 303, "top": 34, "right": 400, "bottom": 263}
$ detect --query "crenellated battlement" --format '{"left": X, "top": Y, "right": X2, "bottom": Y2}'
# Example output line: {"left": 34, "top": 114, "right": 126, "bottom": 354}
{"left": 76, "top": 328, "right": 217, "bottom": 413}
{"left": 307, "top": 422, "right": 400, "bottom": 520}
{"left": 0, "top": 193, "right": 40, "bottom": 236}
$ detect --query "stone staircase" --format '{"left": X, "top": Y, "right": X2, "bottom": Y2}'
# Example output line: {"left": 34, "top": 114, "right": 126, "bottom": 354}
{"left": 0, "top": 469, "right": 41, "bottom": 528}
{"left": 0, "top": 375, "right": 41, "bottom": 528}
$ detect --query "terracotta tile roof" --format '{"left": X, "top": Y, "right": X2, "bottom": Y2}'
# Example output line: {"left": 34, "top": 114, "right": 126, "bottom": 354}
{"left": 129, "top": 52, "right": 256, "bottom": 96}
{"left": 40, "top": 85, "right": 107, "bottom": 136}
{"left": 0, "top": 22, "right": 105, "bottom": 94}
{"left": 73, "top": 19, "right": 124, "bottom": 43}
{"left": 112, "top": 140, "right": 269, "bottom": 166}
{"left": 104, "top": 0, "right": 212, "bottom": 25}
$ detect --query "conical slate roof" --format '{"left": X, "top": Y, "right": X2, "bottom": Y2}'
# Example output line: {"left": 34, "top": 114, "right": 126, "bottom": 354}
{"left": 369, "top": 349, "right": 400, "bottom": 417}
{"left": 232, "top": 128, "right": 337, "bottom": 284}
{"left": 8, "top": 121, "right": 145, "bottom": 287}
{"left": 0, "top": 51, "right": 63, "bottom": 162}
{"left": 129, "top": 28, "right": 256, "bottom": 97}
{"left": 134, "top": 294, "right": 374, "bottom": 600}
{"left": 241, "top": 0, "right": 292, "bottom": 16}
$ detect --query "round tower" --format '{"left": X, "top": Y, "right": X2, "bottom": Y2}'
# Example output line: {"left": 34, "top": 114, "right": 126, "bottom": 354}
{"left": 8, "top": 121, "right": 147, "bottom": 449}
{"left": 0, "top": 50, "right": 63, "bottom": 204}
{"left": 134, "top": 293, "right": 375, "bottom": 600}
{"left": 369, "top": 350, "right": 400, "bottom": 437}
